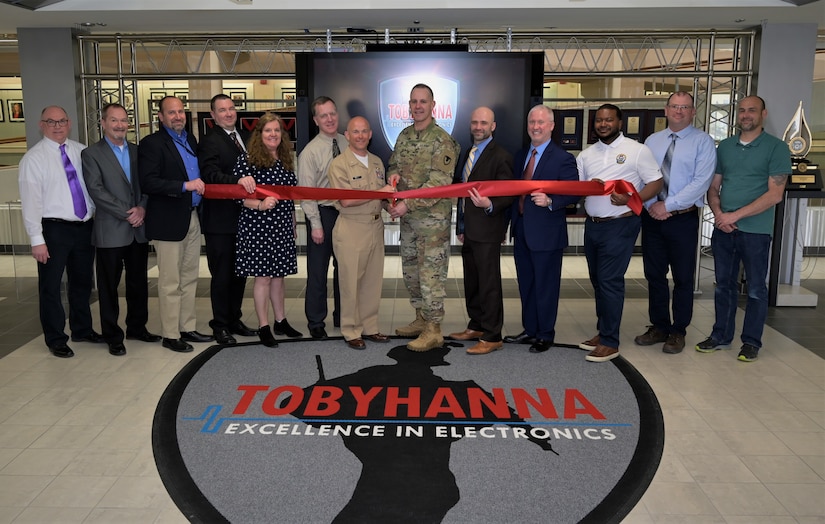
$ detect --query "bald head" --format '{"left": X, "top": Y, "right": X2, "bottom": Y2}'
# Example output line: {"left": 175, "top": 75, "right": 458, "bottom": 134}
{"left": 345, "top": 116, "right": 372, "bottom": 155}
{"left": 469, "top": 106, "right": 496, "bottom": 144}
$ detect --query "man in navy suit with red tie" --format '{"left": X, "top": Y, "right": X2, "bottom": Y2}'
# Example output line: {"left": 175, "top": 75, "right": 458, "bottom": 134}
{"left": 504, "top": 105, "right": 579, "bottom": 353}
{"left": 448, "top": 107, "right": 514, "bottom": 355}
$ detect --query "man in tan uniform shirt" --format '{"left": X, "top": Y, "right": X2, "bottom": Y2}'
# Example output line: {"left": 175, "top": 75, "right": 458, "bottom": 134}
{"left": 327, "top": 116, "right": 396, "bottom": 349}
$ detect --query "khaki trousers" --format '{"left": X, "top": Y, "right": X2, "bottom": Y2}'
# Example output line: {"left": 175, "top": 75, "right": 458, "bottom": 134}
{"left": 154, "top": 210, "right": 201, "bottom": 339}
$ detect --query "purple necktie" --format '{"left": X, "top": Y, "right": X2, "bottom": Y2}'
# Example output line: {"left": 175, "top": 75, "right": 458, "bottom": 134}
{"left": 60, "top": 144, "right": 88, "bottom": 220}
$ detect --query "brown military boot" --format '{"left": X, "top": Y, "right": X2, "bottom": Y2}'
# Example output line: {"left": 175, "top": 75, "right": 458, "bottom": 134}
{"left": 407, "top": 322, "right": 444, "bottom": 352}
{"left": 395, "top": 309, "right": 426, "bottom": 337}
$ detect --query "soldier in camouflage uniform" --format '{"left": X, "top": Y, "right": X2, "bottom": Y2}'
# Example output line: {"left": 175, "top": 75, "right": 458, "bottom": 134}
{"left": 387, "top": 84, "right": 460, "bottom": 352}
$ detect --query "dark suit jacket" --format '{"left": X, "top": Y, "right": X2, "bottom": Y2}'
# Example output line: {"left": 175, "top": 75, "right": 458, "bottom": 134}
{"left": 454, "top": 140, "right": 514, "bottom": 242}
{"left": 510, "top": 141, "right": 579, "bottom": 251}
{"left": 138, "top": 128, "right": 199, "bottom": 241}
{"left": 197, "top": 127, "right": 250, "bottom": 235}
{"left": 82, "top": 138, "right": 147, "bottom": 248}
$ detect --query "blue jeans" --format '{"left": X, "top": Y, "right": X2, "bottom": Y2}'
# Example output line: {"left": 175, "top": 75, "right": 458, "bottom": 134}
{"left": 584, "top": 215, "right": 641, "bottom": 348}
{"left": 710, "top": 228, "right": 771, "bottom": 348}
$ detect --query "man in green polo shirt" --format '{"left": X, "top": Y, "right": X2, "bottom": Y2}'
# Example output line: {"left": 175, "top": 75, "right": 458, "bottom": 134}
{"left": 696, "top": 95, "right": 791, "bottom": 362}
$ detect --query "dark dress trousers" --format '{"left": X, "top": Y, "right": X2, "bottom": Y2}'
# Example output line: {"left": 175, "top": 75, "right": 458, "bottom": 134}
{"left": 510, "top": 142, "right": 579, "bottom": 342}
{"left": 82, "top": 139, "right": 150, "bottom": 344}
{"left": 454, "top": 140, "right": 514, "bottom": 342}
{"left": 198, "top": 127, "right": 250, "bottom": 331}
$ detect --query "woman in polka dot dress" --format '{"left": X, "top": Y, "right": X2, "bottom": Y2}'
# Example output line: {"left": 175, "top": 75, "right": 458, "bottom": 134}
{"left": 233, "top": 112, "right": 303, "bottom": 346}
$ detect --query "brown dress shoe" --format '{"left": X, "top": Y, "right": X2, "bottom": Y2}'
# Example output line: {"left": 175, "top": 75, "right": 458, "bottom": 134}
{"left": 346, "top": 338, "right": 366, "bottom": 350}
{"left": 662, "top": 333, "right": 685, "bottom": 354}
{"left": 579, "top": 334, "right": 600, "bottom": 351}
{"left": 585, "top": 343, "right": 619, "bottom": 362}
{"left": 448, "top": 329, "right": 484, "bottom": 341}
{"left": 634, "top": 326, "right": 668, "bottom": 346}
{"left": 363, "top": 333, "right": 390, "bottom": 343}
{"left": 466, "top": 340, "right": 503, "bottom": 355}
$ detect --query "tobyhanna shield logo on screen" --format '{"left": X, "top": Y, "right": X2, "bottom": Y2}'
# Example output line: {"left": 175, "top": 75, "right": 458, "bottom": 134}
{"left": 379, "top": 75, "right": 459, "bottom": 149}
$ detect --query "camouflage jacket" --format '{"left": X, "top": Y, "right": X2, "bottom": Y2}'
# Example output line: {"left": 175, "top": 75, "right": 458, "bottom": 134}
{"left": 388, "top": 119, "right": 460, "bottom": 218}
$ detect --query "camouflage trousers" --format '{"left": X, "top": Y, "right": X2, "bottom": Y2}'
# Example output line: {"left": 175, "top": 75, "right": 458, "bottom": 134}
{"left": 399, "top": 214, "right": 451, "bottom": 323}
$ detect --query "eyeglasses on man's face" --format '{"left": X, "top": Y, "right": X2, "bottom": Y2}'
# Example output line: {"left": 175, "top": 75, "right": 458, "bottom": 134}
{"left": 41, "top": 118, "right": 70, "bottom": 127}
{"left": 667, "top": 105, "right": 693, "bottom": 111}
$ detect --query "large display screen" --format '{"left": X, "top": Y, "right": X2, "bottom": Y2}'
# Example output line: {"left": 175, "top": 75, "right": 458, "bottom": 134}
{"left": 296, "top": 50, "right": 545, "bottom": 165}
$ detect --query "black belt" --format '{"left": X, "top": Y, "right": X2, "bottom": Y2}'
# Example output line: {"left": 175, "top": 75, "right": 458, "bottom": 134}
{"left": 42, "top": 218, "right": 89, "bottom": 225}
{"left": 589, "top": 211, "right": 634, "bottom": 223}
{"left": 670, "top": 205, "right": 698, "bottom": 216}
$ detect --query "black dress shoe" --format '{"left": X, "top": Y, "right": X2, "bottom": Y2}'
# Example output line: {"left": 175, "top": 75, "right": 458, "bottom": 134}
{"left": 229, "top": 322, "right": 258, "bottom": 337}
{"left": 48, "top": 343, "right": 74, "bottom": 358}
{"left": 213, "top": 328, "right": 237, "bottom": 345}
{"left": 180, "top": 331, "right": 215, "bottom": 343}
{"left": 273, "top": 319, "right": 302, "bottom": 338}
{"left": 125, "top": 331, "right": 162, "bottom": 343}
{"left": 71, "top": 331, "right": 105, "bottom": 344}
{"left": 258, "top": 325, "right": 278, "bottom": 348}
{"left": 162, "top": 338, "right": 194, "bottom": 353}
{"left": 108, "top": 342, "right": 127, "bottom": 356}
{"left": 503, "top": 331, "right": 536, "bottom": 345}
{"left": 529, "top": 339, "right": 553, "bottom": 353}
{"left": 309, "top": 327, "right": 328, "bottom": 340}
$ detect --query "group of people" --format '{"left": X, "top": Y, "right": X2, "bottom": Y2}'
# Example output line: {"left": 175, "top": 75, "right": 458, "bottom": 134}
{"left": 18, "top": 85, "right": 789, "bottom": 364}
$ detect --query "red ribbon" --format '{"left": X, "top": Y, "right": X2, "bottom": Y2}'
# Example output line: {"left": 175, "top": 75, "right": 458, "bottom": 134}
{"left": 204, "top": 179, "right": 643, "bottom": 215}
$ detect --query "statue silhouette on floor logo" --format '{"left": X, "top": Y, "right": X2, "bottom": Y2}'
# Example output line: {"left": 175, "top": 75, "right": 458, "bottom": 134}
{"left": 282, "top": 344, "right": 558, "bottom": 523}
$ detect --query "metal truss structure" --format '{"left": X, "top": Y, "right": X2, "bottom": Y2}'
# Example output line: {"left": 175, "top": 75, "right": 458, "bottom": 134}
{"left": 77, "top": 29, "right": 756, "bottom": 144}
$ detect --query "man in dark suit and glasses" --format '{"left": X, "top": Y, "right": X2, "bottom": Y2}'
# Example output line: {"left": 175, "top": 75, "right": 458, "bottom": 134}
{"left": 448, "top": 106, "right": 514, "bottom": 355}
{"left": 198, "top": 94, "right": 258, "bottom": 345}
{"left": 82, "top": 103, "right": 162, "bottom": 356}
{"left": 139, "top": 96, "right": 214, "bottom": 352}
{"left": 504, "top": 105, "right": 580, "bottom": 354}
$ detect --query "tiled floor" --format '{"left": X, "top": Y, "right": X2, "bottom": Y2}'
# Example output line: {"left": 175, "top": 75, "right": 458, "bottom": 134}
{"left": 0, "top": 253, "right": 822, "bottom": 523}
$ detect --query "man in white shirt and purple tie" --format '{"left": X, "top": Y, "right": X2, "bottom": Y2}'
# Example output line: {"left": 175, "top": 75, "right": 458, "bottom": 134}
{"left": 19, "top": 105, "right": 102, "bottom": 358}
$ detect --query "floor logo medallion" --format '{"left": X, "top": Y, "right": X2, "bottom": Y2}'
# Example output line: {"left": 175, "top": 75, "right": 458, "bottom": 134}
{"left": 153, "top": 340, "right": 664, "bottom": 523}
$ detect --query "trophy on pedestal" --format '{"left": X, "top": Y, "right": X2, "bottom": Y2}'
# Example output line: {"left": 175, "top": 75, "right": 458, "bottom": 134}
{"left": 782, "top": 101, "right": 821, "bottom": 190}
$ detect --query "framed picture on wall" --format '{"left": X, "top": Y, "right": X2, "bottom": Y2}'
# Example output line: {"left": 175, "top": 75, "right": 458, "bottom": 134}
{"left": 229, "top": 90, "right": 246, "bottom": 110}
{"left": 281, "top": 88, "right": 296, "bottom": 108}
{"left": 0, "top": 100, "right": 5, "bottom": 122}
{"left": 173, "top": 91, "right": 189, "bottom": 109}
{"left": 8, "top": 99, "right": 24, "bottom": 122}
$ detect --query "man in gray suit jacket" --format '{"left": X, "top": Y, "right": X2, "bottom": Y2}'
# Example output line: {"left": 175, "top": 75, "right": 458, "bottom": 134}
{"left": 82, "top": 103, "right": 161, "bottom": 355}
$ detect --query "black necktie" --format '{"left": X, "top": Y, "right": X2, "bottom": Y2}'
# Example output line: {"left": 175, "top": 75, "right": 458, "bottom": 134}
{"left": 332, "top": 138, "right": 340, "bottom": 158}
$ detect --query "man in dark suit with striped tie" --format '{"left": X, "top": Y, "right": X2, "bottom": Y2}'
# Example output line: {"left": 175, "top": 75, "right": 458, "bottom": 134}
{"left": 504, "top": 105, "right": 579, "bottom": 354}
{"left": 198, "top": 94, "right": 258, "bottom": 344}
{"left": 448, "top": 107, "right": 514, "bottom": 355}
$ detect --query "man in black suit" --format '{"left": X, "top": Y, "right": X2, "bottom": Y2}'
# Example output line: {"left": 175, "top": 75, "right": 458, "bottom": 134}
{"left": 139, "top": 96, "right": 213, "bottom": 352}
{"left": 504, "top": 105, "right": 579, "bottom": 354}
{"left": 448, "top": 107, "right": 514, "bottom": 355}
{"left": 83, "top": 103, "right": 161, "bottom": 356}
{"left": 198, "top": 94, "right": 258, "bottom": 344}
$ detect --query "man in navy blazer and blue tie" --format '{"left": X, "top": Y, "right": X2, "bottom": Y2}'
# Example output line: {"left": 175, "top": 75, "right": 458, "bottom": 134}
{"left": 504, "top": 105, "right": 579, "bottom": 353}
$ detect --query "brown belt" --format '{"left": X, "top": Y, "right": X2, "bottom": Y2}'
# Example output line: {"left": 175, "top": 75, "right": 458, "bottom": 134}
{"left": 670, "top": 205, "right": 698, "bottom": 216}
{"left": 589, "top": 211, "right": 634, "bottom": 223}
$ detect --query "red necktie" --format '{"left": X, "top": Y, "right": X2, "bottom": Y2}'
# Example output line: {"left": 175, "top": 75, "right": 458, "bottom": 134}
{"left": 518, "top": 148, "right": 537, "bottom": 215}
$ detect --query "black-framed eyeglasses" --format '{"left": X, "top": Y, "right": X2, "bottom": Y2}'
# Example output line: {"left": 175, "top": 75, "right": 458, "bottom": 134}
{"left": 41, "top": 119, "right": 69, "bottom": 127}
